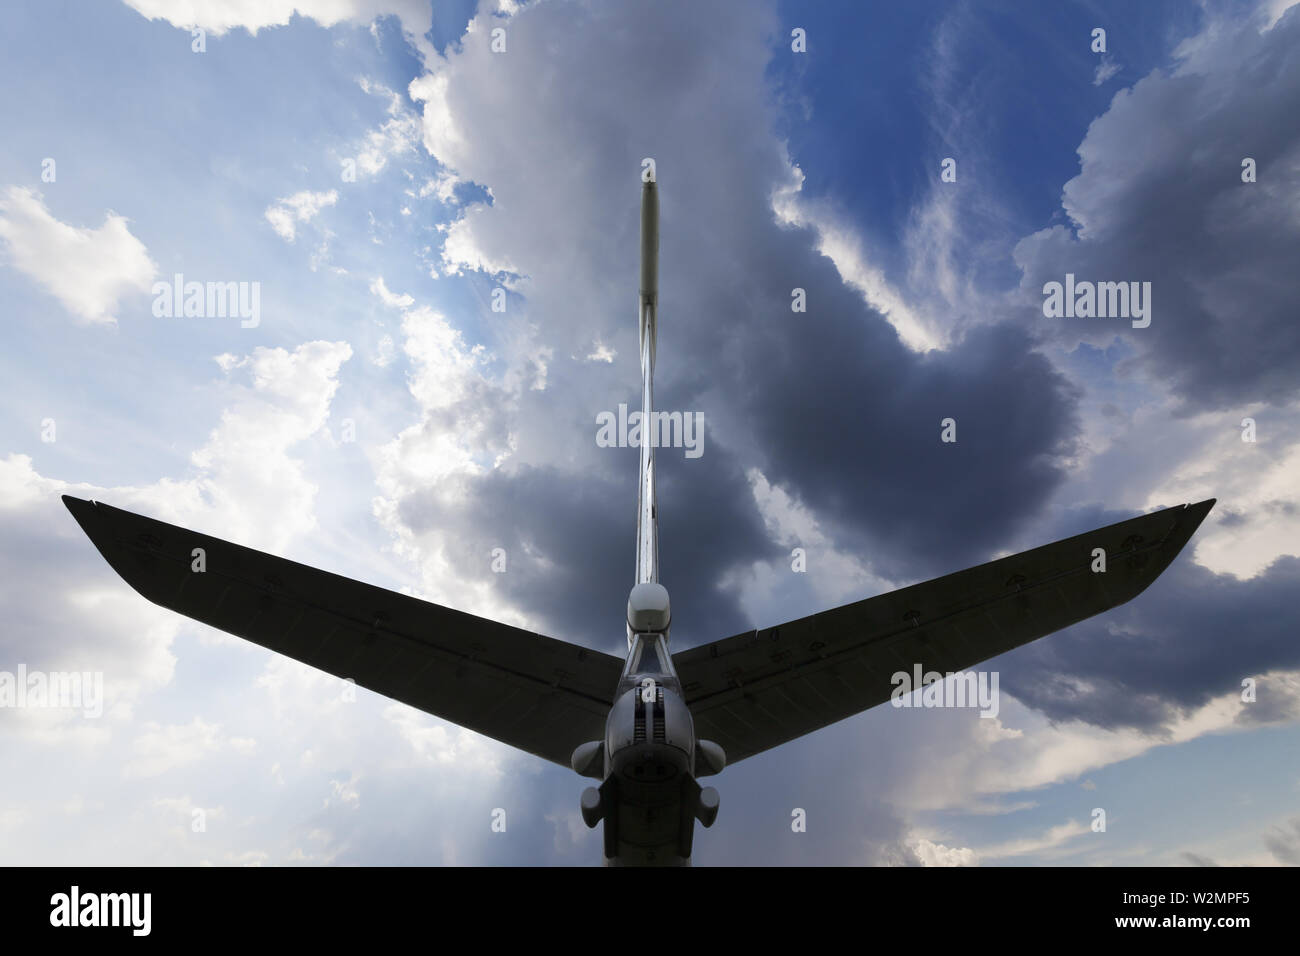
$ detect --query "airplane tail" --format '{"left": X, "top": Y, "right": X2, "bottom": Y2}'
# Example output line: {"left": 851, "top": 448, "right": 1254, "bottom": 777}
{"left": 635, "top": 176, "right": 659, "bottom": 590}
{"left": 627, "top": 176, "right": 671, "bottom": 651}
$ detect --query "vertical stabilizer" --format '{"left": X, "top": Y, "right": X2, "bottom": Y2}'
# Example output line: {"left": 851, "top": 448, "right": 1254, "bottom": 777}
{"left": 635, "top": 178, "right": 659, "bottom": 590}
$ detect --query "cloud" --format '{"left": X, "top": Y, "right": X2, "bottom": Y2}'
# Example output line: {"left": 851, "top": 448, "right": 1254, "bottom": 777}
{"left": 912, "top": 838, "right": 978, "bottom": 866}
{"left": 389, "top": 0, "right": 1086, "bottom": 671}
{"left": 1003, "top": 547, "right": 1300, "bottom": 731}
{"left": 1092, "top": 57, "right": 1121, "bottom": 86}
{"left": 12, "top": 0, "right": 1284, "bottom": 867}
{"left": 806, "top": 664, "right": 1300, "bottom": 843}
{"left": 265, "top": 190, "right": 338, "bottom": 242}
{"left": 1012, "top": 8, "right": 1300, "bottom": 412}
{"left": 1262, "top": 0, "right": 1300, "bottom": 30}
{"left": 353, "top": 78, "right": 421, "bottom": 177}
{"left": 718, "top": 467, "right": 896, "bottom": 630}
{"left": 124, "top": 717, "right": 232, "bottom": 778}
{"left": 1141, "top": 403, "right": 1300, "bottom": 580}
{"left": 120, "top": 0, "right": 433, "bottom": 52}
{"left": 977, "top": 819, "right": 1090, "bottom": 861}
{"left": 417, "top": 170, "right": 462, "bottom": 204}
{"left": 1173, "top": 807, "right": 1300, "bottom": 867}
{"left": 0, "top": 340, "right": 352, "bottom": 730}
{"left": 369, "top": 275, "right": 414, "bottom": 309}
{"left": 0, "top": 186, "right": 156, "bottom": 325}
{"left": 771, "top": 164, "right": 942, "bottom": 352}
{"left": 1262, "top": 816, "right": 1300, "bottom": 864}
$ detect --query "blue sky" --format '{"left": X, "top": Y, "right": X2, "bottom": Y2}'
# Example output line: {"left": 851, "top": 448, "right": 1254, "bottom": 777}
{"left": 1, "top": 0, "right": 1299, "bottom": 866}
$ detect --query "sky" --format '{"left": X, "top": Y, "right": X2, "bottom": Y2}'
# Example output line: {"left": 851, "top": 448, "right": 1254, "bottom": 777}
{"left": 1, "top": 0, "right": 1298, "bottom": 866}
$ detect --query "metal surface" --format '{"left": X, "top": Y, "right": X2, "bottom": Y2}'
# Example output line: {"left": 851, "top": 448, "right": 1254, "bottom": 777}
{"left": 635, "top": 180, "right": 659, "bottom": 588}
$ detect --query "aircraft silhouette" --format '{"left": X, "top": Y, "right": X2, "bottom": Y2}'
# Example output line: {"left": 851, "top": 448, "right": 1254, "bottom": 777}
{"left": 64, "top": 175, "right": 1214, "bottom": 865}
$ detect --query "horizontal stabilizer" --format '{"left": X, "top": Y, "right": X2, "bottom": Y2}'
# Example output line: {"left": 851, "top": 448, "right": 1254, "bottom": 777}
{"left": 63, "top": 496, "right": 623, "bottom": 767}
{"left": 674, "top": 500, "right": 1215, "bottom": 764}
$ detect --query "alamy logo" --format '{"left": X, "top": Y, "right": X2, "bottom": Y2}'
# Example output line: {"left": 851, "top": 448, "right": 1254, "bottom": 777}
{"left": 890, "top": 665, "right": 1000, "bottom": 718}
{"left": 151, "top": 273, "right": 260, "bottom": 328}
{"left": 596, "top": 402, "right": 704, "bottom": 458}
{"left": 50, "top": 886, "right": 151, "bottom": 936}
{"left": 1042, "top": 273, "right": 1151, "bottom": 328}
{"left": 0, "top": 665, "right": 102, "bottom": 718}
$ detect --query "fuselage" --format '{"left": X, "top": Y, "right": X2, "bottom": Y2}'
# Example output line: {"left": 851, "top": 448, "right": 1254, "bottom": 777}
{"left": 571, "top": 174, "right": 722, "bottom": 865}
{"left": 602, "top": 635, "right": 696, "bottom": 864}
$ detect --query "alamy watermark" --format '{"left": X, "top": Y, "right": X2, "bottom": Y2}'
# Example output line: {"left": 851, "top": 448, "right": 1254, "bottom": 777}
{"left": 890, "top": 665, "right": 999, "bottom": 718}
{"left": 50, "top": 886, "right": 150, "bottom": 936}
{"left": 151, "top": 273, "right": 260, "bottom": 328}
{"left": 596, "top": 402, "right": 704, "bottom": 458}
{"left": 0, "top": 665, "right": 103, "bottom": 718}
{"left": 1042, "top": 273, "right": 1151, "bottom": 328}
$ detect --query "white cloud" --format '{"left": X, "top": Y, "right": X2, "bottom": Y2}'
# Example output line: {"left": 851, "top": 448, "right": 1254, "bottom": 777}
{"left": 370, "top": 303, "right": 533, "bottom": 625}
{"left": 894, "top": 2, "right": 1026, "bottom": 345}
{"left": 125, "top": 717, "right": 229, "bottom": 778}
{"left": 188, "top": 341, "right": 354, "bottom": 549}
{"left": 0, "top": 339, "right": 352, "bottom": 734}
{"left": 408, "top": 69, "right": 464, "bottom": 167}
{"left": 1092, "top": 56, "right": 1121, "bottom": 86}
{"left": 1142, "top": 402, "right": 1300, "bottom": 579}
{"left": 878, "top": 671, "right": 1300, "bottom": 816}
{"left": 382, "top": 702, "right": 507, "bottom": 776}
{"left": 120, "top": 0, "right": 434, "bottom": 57}
{"left": 1261, "top": 0, "right": 1300, "bottom": 30}
{"left": 353, "top": 78, "right": 421, "bottom": 177}
{"left": 264, "top": 190, "right": 338, "bottom": 242}
{"left": 369, "top": 275, "right": 414, "bottom": 309}
{"left": 326, "top": 773, "right": 362, "bottom": 809}
{"left": 0, "top": 334, "right": 534, "bottom": 864}
{"left": 720, "top": 467, "right": 895, "bottom": 626}
{"left": 912, "top": 838, "right": 978, "bottom": 866}
{"left": 0, "top": 186, "right": 156, "bottom": 325}
{"left": 771, "top": 165, "right": 943, "bottom": 353}
{"left": 395, "top": 306, "right": 487, "bottom": 414}
{"left": 1038, "top": 382, "right": 1300, "bottom": 580}
{"left": 977, "top": 820, "right": 1091, "bottom": 861}
{"left": 417, "top": 170, "right": 461, "bottom": 204}
{"left": 438, "top": 208, "right": 521, "bottom": 278}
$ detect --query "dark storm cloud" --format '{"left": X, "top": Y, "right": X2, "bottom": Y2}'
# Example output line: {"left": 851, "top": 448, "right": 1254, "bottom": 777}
{"left": 733, "top": 308, "right": 1081, "bottom": 583}
{"left": 997, "top": 507, "right": 1300, "bottom": 731}
{"left": 1012, "top": 9, "right": 1300, "bottom": 412}
{"left": 408, "top": 0, "right": 1086, "bottom": 639}
{"left": 395, "top": 453, "right": 771, "bottom": 653}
